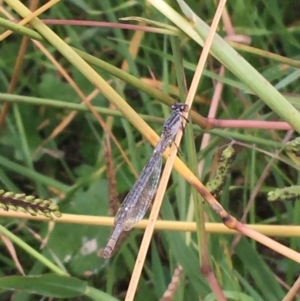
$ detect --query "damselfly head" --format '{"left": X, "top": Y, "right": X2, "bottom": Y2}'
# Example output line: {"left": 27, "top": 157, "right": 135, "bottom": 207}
{"left": 171, "top": 103, "right": 188, "bottom": 113}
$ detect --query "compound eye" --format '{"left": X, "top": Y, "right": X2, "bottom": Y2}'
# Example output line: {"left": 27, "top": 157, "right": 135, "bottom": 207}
{"left": 173, "top": 103, "right": 181, "bottom": 109}
{"left": 180, "top": 104, "right": 188, "bottom": 112}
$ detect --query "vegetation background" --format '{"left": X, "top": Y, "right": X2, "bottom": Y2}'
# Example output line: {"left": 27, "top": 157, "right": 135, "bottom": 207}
{"left": 0, "top": 0, "right": 300, "bottom": 300}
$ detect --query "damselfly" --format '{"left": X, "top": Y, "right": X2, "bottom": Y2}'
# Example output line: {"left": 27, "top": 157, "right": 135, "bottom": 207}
{"left": 102, "top": 103, "right": 188, "bottom": 258}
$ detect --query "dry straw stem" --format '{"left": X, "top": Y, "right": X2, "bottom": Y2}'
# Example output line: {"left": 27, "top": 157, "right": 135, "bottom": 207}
{"left": 125, "top": 1, "right": 226, "bottom": 300}
{"left": 282, "top": 276, "right": 300, "bottom": 301}
{"left": 1, "top": 211, "right": 300, "bottom": 237}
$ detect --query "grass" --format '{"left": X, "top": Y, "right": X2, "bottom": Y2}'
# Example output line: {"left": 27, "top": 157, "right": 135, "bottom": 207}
{"left": 0, "top": 0, "right": 300, "bottom": 300}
